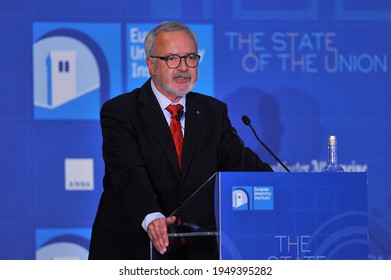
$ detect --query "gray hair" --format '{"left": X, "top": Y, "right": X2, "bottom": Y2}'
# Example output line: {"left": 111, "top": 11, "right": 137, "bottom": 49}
{"left": 144, "top": 21, "right": 198, "bottom": 56}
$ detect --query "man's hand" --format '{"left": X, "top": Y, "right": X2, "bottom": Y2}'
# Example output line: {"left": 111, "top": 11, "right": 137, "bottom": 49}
{"left": 147, "top": 216, "right": 176, "bottom": 254}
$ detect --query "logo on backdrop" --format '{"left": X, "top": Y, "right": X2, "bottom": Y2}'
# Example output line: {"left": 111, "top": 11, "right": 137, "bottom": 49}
{"left": 126, "top": 23, "right": 215, "bottom": 97}
{"left": 232, "top": 186, "right": 274, "bottom": 210}
{"left": 36, "top": 228, "right": 91, "bottom": 260}
{"left": 32, "top": 22, "right": 121, "bottom": 120}
{"left": 65, "top": 158, "right": 94, "bottom": 191}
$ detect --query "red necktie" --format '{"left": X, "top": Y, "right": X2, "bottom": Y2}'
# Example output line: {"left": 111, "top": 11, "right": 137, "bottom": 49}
{"left": 166, "top": 104, "right": 184, "bottom": 169}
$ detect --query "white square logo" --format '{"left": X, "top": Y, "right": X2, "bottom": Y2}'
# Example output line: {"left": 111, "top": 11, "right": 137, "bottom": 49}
{"left": 65, "top": 158, "right": 94, "bottom": 191}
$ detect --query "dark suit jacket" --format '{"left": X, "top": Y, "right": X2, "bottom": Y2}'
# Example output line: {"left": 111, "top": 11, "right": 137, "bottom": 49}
{"left": 89, "top": 80, "right": 272, "bottom": 260}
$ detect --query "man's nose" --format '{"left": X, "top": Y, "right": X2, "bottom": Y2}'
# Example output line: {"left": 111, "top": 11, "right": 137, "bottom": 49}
{"left": 177, "top": 57, "right": 188, "bottom": 71}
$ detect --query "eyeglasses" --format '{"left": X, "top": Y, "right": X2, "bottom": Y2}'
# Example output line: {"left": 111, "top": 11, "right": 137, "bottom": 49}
{"left": 150, "top": 53, "right": 201, "bottom": 69}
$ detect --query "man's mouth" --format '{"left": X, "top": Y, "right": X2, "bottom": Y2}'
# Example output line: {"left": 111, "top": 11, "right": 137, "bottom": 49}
{"left": 173, "top": 73, "right": 191, "bottom": 82}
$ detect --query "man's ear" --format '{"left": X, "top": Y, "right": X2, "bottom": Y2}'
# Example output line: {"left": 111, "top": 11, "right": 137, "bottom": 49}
{"left": 146, "top": 57, "right": 155, "bottom": 76}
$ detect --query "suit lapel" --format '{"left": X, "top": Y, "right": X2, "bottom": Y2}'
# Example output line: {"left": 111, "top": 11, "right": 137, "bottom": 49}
{"left": 138, "top": 80, "right": 182, "bottom": 179}
{"left": 181, "top": 93, "right": 204, "bottom": 181}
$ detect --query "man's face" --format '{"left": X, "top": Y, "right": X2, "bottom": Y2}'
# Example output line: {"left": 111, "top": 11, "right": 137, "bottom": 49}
{"left": 146, "top": 30, "right": 198, "bottom": 101}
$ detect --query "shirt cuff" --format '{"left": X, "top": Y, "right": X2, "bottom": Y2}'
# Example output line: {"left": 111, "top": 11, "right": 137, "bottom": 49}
{"left": 141, "top": 212, "right": 165, "bottom": 232}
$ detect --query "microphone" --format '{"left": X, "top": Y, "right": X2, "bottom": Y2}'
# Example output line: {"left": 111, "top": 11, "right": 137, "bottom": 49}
{"left": 232, "top": 128, "right": 245, "bottom": 171}
{"left": 242, "top": 115, "right": 290, "bottom": 172}
{"left": 176, "top": 109, "right": 184, "bottom": 121}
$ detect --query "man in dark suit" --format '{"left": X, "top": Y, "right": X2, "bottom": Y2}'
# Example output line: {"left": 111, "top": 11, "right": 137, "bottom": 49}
{"left": 88, "top": 21, "right": 272, "bottom": 260}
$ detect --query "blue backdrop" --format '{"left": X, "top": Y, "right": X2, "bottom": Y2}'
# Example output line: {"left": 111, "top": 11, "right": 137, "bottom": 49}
{"left": 1, "top": 0, "right": 390, "bottom": 259}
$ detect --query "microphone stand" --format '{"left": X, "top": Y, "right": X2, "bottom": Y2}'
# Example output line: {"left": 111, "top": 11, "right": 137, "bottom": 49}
{"left": 242, "top": 115, "right": 291, "bottom": 172}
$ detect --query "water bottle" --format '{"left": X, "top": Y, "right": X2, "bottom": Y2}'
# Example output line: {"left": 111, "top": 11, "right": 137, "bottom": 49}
{"left": 322, "top": 135, "right": 344, "bottom": 172}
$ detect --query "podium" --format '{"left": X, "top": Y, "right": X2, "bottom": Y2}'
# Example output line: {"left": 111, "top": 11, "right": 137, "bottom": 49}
{"left": 217, "top": 172, "right": 368, "bottom": 260}
{"left": 152, "top": 172, "right": 368, "bottom": 260}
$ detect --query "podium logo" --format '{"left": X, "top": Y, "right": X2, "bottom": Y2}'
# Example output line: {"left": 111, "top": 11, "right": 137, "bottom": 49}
{"left": 36, "top": 228, "right": 91, "bottom": 260}
{"left": 233, "top": 188, "right": 251, "bottom": 210}
{"left": 65, "top": 158, "right": 94, "bottom": 191}
{"left": 232, "top": 186, "right": 274, "bottom": 211}
{"left": 32, "top": 22, "right": 121, "bottom": 120}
